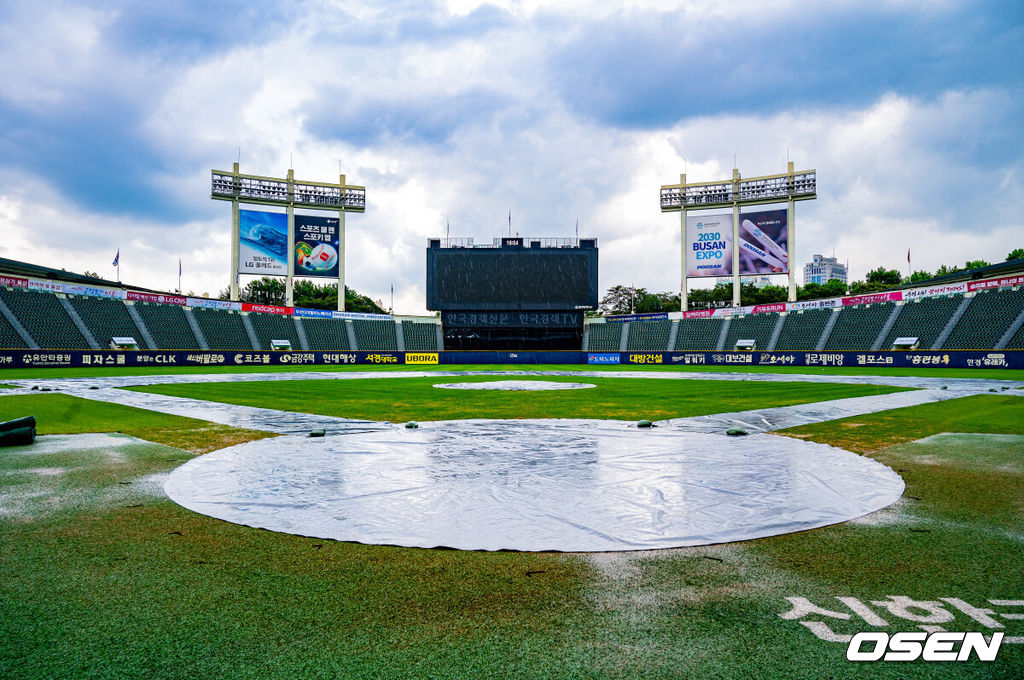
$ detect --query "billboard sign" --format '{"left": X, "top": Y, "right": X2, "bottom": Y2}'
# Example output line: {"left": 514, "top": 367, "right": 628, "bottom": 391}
{"left": 295, "top": 214, "right": 340, "bottom": 278}
{"left": 686, "top": 213, "right": 732, "bottom": 277}
{"left": 239, "top": 210, "right": 287, "bottom": 276}
{"left": 738, "top": 209, "right": 788, "bottom": 274}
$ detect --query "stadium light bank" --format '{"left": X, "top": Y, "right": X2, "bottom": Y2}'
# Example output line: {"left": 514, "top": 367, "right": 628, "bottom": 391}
{"left": 211, "top": 163, "right": 366, "bottom": 310}
{"left": 660, "top": 161, "right": 816, "bottom": 311}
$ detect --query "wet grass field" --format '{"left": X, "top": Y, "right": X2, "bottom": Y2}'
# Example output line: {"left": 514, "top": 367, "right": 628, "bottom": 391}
{"left": 126, "top": 374, "right": 909, "bottom": 422}
{"left": 0, "top": 366, "right": 1022, "bottom": 678}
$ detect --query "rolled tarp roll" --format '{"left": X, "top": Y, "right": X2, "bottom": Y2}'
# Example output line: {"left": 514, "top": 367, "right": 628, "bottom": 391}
{"left": 0, "top": 416, "right": 35, "bottom": 433}
{"left": 0, "top": 426, "right": 35, "bottom": 447}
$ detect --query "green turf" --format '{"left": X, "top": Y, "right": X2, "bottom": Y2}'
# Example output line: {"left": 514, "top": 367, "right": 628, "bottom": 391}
{"left": 0, "top": 393, "right": 272, "bottom": 454}
{"left": 778, "top": 394, "right": 1024, "bottom": 453}
{"left": 0, "top": 362, "right": 1021, "bottom": 380}
{"left": 2, "top": 389, "right": 1022, "bottom": 678}
{"left": 126, "top": 375, "right": 911, "bottom": 422}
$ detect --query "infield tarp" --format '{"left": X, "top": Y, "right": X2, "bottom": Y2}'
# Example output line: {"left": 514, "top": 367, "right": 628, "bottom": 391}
{"left": 164, "top": 419, "right": 905, "bottom": 552}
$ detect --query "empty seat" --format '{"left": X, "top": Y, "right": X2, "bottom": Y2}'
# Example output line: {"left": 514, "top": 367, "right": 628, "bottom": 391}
{"left": 723, "top": 313, "right": 778, "bottom": 351}
{"left": 673, "top": 317, "right": 723, "bottom": 351}
{"left": 69, "top": 295, "right": 149, "bottom": 349}
{"left": 0, "top": 288, "right": 89, "bottom": 349}
{"left": 824, "top": 303, "right": 895, "bottom": 351}
{"left": 0, "top": 309, "right": 28, "bottom": 348}
{"left": 944, "top": 288, "right": 1024, "bottom": 350}
{"left": 881, "top": 295, "right": 963, "bottom": 349}
{"left": 352, "top": 320, "right": 398, "bottom": 350}
{"left": 626, "top": 320, "right": 672, "bottom": 351}
{"left": 192, "top": 307, "right": 252, "bottom": 349}
{"left": 402, "top": 321, "right": 439, "bottom": 351}
{"left": 302, "top": 317, "right": 351, "bottom": 351}
{"left": 135, "top": 302, "right": 199, "bottom": 349}
{"left": 773, "top": 309, "right": 832, "bottom": 351}
{"left": 586, "top": 323, "right": 623, "bottom": 351}
{"left": 249, "top": 312, "right": 301, "bottom": 350}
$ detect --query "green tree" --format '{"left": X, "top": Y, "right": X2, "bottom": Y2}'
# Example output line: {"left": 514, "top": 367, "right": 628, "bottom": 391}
{"left": 965, "top": 260, "right": 991, "bottom": 270}
{"left": 865, "top": 267, "right": 902, "bottom": 286}
{"left": 906, "top": 270, "right": 932, "bottom": 283}
{"left": 1007, "top": 248, "right": 1024, "bottom": 261}
{"left": 217, "top": 277, "right": 385, "bottom": 313}
{"left": 934, "top": 264, "right": 962, "bottom": 277}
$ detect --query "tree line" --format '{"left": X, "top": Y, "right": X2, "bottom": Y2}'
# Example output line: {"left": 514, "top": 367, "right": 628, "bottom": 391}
{"left": 218, "top": 278, "right": 386, "bottom": 313}
{"left": 599, "top": 248, "right": 1024, "bottom": 315}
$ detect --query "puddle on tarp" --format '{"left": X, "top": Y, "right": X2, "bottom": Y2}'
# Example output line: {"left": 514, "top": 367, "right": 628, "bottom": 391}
{"left": 165, "top": 419, "right": 904, "bottom": 552}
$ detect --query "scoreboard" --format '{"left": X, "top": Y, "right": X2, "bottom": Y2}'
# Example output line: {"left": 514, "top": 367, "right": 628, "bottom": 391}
{"left": 426, "top": 238, "right": 599, "bottom": 312}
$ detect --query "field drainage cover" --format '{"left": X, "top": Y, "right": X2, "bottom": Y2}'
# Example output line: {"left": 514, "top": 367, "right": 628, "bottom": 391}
{"left": 165, "top": 419, "right": 903, "bottom": 552}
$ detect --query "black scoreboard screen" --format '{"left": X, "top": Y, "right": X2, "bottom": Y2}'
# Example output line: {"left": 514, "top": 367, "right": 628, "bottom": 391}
{"left": 426, "top": 241, "right": 599, "bottom": 311}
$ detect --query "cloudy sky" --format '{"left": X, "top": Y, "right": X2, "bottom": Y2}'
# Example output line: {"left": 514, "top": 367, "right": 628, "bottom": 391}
{"left": 0, "top": 0, "right": 1021, "bottom": 314}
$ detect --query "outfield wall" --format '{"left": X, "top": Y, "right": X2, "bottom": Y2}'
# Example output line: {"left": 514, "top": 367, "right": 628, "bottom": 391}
{"left": 1, "top": 349, "right": 1020, "bottom": 369}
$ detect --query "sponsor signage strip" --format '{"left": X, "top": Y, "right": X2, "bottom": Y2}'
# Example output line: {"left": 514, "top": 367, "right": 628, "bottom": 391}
{"left": 605, "top": 312, "right": 669, "bottom": 324}
{"left": 1, "top": 350, "right": 1020, "bottom": 370}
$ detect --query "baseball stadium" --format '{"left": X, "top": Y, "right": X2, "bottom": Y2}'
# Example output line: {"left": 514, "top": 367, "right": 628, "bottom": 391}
{"left": 0, "top": 156, "right": 1023, "bottom": 680}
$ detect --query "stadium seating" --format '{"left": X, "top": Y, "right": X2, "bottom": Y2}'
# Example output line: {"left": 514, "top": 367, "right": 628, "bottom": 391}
{"left": 352, "top": 320, "right": 398, "bottom": 350}
{"left": 135, "top": 302, "right": 200, "bottom": 349}
{"left": 191, "top": 307, "right": 253, "bottom": 349}
{"left": 0, "top": 311, "right": 28, "bottom": 349}
{"left": 823, "top": 303, "right": 895, "bottom": 351}
{"left": 302, "top": 317, "right": 351, "bottom": 351}
{"left": 773, "top": 308, "right": 833, "bottom": 351}
{"left": 586, "top": 322, "right": 623, "bottom": 351}
{"left": 0, "top": 288, "right": 90, "bottom": 349}
{"left": 68, "top": 296, "right": 150, "bottom": 349}
{"left": 881, "top": 295, "right": 964, "bottom": 350}
{"left": 626, "top": 320, "right": 671, "bottom": 351}
{"left": 402, "top": 321, "right": 439, "bottom": 351}
{"left": 673, "top": 317, "right": 724, "bottom": 351}
{"left": 249, "top": 312, "right": 301, "bottom": 351}
{"left": 1005, "top": 318, "right": 1024, "bottom": 350}
{"left": 723, "top": 313, "right": 778, "bottom": 351}
{"left": 943, "top": 288, "right": 1024, "bottom": 350}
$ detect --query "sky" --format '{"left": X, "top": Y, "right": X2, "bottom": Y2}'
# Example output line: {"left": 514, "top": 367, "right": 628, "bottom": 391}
{"left": 0, "top": 0, "right": 1021, "bottom": 314}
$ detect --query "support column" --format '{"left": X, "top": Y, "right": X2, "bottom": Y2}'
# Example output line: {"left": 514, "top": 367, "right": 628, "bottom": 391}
{"left": 679, "top": 173, "right": 688, "bottom": 312}
{"left": 286, "top": 168, "right": 295, "bottom": 308}
{"left": 230, "top": 162, "right": 240, "bottom": 301}
{"left": 732, "top": 168, "right": 741, "bottom": 307}
{"left": 338, "top": 174, "right": 347, "bottom": 312}
{"left": 787, "top": 161, "right": 797, "bottom": 303}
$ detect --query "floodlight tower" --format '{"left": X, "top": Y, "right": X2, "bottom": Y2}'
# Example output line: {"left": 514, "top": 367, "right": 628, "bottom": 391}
{"left": 211, "top": 163, "right": 366, "bottom": 310}
{"left": 660, "top": 161, "right": 816, "bottom": 310}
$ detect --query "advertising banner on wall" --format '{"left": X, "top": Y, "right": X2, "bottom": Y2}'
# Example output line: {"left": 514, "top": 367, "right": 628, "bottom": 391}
{"left": 738, "top": 209, "right": 788, "bottom": 275}
{"left": 295, "top": 214, "right": 340, "bottom": 278}
{"left": 239, "top": 210, "right": 288, "bottom": 276}
{"left": 686, "top": 213, "right": 732, "bottom": 277}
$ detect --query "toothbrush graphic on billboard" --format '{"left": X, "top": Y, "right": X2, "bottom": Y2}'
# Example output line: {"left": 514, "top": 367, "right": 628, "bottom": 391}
{"left": 739, "top": 209, "right": 788, "bottom": 274}
{"left": 295, "top": 214, "right": 340, "bottom": 278}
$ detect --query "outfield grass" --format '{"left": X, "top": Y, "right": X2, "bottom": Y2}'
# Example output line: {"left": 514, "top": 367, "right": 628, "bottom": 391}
{"left": 127, "top": 375, "right": 911, "bottom": 422}
{"left": 0, "top": 393, "right": 272, "bottom": 454}
{"left": 778, "top": 394, "right": 1024, "bottom": 453}
{"left": 1, "top": 387, "right": 1022, "bottom": 678}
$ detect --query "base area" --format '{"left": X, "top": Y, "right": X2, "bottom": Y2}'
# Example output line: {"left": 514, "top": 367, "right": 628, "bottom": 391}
{"left": 164, "top": 419, "right": 904, "bottom": 552}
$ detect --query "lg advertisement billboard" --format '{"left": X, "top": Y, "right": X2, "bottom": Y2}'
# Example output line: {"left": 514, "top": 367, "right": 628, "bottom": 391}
{"left": 239, "top": 209, "right": 287, "bottom": 276}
